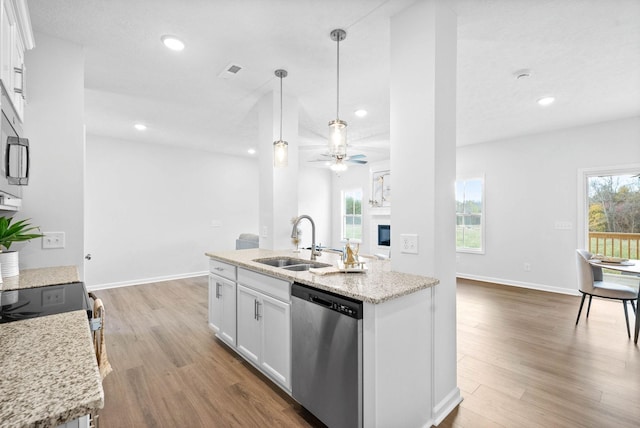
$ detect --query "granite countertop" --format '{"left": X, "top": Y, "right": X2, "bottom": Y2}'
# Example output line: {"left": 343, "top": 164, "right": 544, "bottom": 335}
{"left": 1, "top": 266, "right": 79, "bottom": 291}
{"left": 205, "top": 248, "right": 439, "bottom": 304}
{"left": 0, "top": 266, "right": 104, "bottom": 428}
{"left": 0, "top": 310, "right": 104, "bottom": 428}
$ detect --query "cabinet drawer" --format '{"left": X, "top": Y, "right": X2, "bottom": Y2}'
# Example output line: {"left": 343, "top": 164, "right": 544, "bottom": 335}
{"left": 209, "top": 259, "right": 236, "bottom": 280}
{"left": 238, "top": 268, "right": 290, "bottom": 302}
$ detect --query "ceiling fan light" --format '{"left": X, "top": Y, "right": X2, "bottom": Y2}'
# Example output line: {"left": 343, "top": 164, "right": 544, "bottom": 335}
{"left": 328, "top": 119, "right": 347, "bottom": 157}
{"left": 273, "top": 140, "right": 288, "bottom": 167}
{"left": 330, "top": 161, "right": 348, "bottom": 172}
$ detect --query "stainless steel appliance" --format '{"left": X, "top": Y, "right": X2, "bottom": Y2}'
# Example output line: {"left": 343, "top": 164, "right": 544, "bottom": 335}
{"left": 0, "top": 282, "right": 92, "bottom": 323}
{"left": 0, "top": 81, "right": 29, "bottom": 199}
{"left": 291, "top": 282, "right": 363, "bottom": 428}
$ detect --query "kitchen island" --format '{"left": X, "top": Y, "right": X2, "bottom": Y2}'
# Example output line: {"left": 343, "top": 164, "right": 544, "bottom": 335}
{"left": 206, "top": 248, "right": 445, "bottom": 427}
{"left": 0, "top": 267, "right": 104, "bottom": 428}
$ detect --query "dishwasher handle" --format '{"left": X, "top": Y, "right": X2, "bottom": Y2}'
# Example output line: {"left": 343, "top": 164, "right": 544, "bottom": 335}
{"left": 310, "top": 295, "right": 333, "bottom": 308}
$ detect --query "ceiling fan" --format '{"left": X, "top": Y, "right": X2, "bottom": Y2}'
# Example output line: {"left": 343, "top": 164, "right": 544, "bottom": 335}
{"left": 308, "top": 152, "right": 368, "bottom": 171}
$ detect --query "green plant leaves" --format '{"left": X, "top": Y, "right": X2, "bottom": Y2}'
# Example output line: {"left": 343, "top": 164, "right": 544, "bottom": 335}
{"left": 0, "top": 216, "right": 44, "bottom": 251}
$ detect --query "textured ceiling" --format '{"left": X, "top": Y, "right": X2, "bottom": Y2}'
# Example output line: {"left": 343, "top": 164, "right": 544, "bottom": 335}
{"left": 27, "top": 0, "right": 640, "bottom": 165}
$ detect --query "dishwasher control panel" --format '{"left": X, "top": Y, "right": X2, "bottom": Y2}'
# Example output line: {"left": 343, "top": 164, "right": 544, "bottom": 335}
{"left": 292, "top": 282, "right": 363, "bottom": 320}
{"left": 334, "top": 302, "right": 358, "bottom": 317}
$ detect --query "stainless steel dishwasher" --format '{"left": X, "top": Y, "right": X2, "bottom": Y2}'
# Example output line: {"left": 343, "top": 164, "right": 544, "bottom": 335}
{"left": 291, "top": 282, "right": 363, "bottom": 428}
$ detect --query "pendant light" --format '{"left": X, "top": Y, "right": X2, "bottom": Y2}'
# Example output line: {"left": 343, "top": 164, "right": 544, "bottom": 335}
{"left": 328, "top": 29, "right": 347, "bottom": 158}
{"left": 273, "top": 69, "right": 288, "bottom": 168}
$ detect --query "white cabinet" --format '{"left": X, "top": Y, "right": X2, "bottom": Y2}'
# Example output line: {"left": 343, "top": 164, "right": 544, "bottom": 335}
{"left": 208, "top": 274, "right": 236, "bottom": 346}
{"left": 237, "top": 268, "right": 291, "bottom": 390}
{"left": 208, "top": 259, "right": 237, "bottom": 347}
{"left": 0, "top": 0, "right": 34, "bottom": 122}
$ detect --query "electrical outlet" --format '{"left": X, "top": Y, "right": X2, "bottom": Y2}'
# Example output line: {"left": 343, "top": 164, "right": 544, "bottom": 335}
{"left": 42, "top": 287, "right": 65, "bottom": 306}
{"left": 524, "top": 262, "right": 531, "bottom": 272}
{"left": 42, "top": 232, "right": 65, "bottom": 249}
{"left": 400, "top": 234, "right": 418, "bottom": 254}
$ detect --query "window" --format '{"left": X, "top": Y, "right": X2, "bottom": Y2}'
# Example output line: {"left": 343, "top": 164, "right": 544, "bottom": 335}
{"left": 342, "top": 188, "right": 363, "bottom": 242}
{"left": 456, "top": 178, "right": 484, "bottom": 253}
{"left": 587, "top": 173, "right": 640, "bottom": 259}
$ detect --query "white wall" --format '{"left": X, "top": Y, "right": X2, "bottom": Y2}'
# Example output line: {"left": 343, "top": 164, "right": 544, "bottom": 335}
{"left": 20, "top": 33, "right": 85, "bottom": 274}
{"left": 297, "top": 167, "right": 331, "bottom": 249}
{"left": 456, "top": 116, "right": 640, "bottom": 294}
{"left": 85, "top": 136, "right": 259, "bottom": 288}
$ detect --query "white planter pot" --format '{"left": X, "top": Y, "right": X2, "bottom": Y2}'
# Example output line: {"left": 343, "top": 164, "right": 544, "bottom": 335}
{"left": 0, "top": 251, "right": 19, "bottom": 278}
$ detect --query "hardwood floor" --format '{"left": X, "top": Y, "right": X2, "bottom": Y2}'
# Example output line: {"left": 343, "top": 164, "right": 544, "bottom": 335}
{"left": 94, "top": 276, "right": 639, "bottom": 427}
{"left": 441, "top": 279, "right": 639, "bottom": 428}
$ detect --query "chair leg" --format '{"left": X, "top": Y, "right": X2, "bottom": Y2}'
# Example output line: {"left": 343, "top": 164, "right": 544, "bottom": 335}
{"left": 631, "top": 299, "right": 637, "bottom": 314}
{"left": 623, "top": 300, "right": 631, "bottom": 339}
{"left": 586, "top": 295, "right": 593, "bottom": 318}
{"left": 576, "top": 293, "right": 587, "bottom": 325}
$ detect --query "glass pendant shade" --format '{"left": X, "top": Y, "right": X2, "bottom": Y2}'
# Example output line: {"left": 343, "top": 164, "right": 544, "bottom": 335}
{"left": 328, "top": 119, "right": 347, "bottom": 157}
{"left": 273, "top": 140, "right": 288, "bottom": 167}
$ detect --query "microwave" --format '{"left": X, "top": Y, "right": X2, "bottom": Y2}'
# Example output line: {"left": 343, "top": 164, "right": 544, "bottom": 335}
{"left": 0, "top": 81, "right": 29, "bottom": 199}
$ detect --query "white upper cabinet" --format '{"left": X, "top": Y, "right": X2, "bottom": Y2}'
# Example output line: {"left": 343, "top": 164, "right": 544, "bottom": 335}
{"left": 0, "top": 0, "right": 34, "bottom": 122}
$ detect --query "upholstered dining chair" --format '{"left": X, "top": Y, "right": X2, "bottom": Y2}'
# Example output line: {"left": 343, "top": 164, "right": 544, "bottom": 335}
{"left": 575, "top": 249, "right": 638, "bottom": 337}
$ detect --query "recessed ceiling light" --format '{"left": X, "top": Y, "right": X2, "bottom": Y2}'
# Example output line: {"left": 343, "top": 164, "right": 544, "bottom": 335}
{"left": 161, "top": 35, "right": 185, "bottom": 51}
{"left": 354, "top": 109, "right": 367, "bottom": 118}
{"left": 134, "top": 123, "right": 147, "bottom": 131}
{"left": 537, "top": 96, "right": 555, "bottom": 106}
{"left": 247, "top": 148, "right": 256, "bottom": 155}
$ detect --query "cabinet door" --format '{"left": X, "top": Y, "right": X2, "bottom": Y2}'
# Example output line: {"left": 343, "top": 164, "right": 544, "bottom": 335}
{"left": 236, "top": 284, "right": 261, "bottom": 365}
{"left": 208, "top": 274, "right": 223, "bottom": 334}
{"left": 219, "top": 278, "right": 236, "bottom": 346}
{"left": 0, "top": 0, "right": 14, "bottom": 89}
{"left": 260, "top": 293, "right": 291, "bottom": 390}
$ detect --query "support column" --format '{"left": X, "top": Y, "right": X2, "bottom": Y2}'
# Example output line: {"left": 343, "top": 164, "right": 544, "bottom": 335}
{"left": 390, "top": 0, "right": 460, "bottom": 425}
{"left": 258, "top": 89, "right": 299, "bottom": 250}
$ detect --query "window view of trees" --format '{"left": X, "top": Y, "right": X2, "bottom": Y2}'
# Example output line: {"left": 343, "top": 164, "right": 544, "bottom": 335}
{"left": 589, "top": 175, "right": 640, "bottom": 233}
{"left": 456, "top": 178, "right": 484, "bottom": 252}
{"left": 588, "top": 174, "right": 640, "bottom": 259}
{"left": 343, "top": 189, "right": 363, "bottom": 241}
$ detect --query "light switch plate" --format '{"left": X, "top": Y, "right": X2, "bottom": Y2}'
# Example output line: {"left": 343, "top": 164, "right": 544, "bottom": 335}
{"left": 42, "top": 232, "right": 65, "bottom": 249}
{"left": 400, "top": 234, "right": 418, "bottom": 254}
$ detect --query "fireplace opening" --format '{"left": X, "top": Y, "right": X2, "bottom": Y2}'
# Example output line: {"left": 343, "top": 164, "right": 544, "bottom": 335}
{"left": 378, "top": 225, "right": 390, "bottom": 247}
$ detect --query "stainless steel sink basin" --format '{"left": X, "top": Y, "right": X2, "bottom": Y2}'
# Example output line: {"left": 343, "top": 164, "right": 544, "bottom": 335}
{"left": 253, "top": 257, "right": 331, "bottom": 271}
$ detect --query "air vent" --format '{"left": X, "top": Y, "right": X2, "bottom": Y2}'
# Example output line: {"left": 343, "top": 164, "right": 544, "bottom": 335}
{"left": 218, "top": 63, "right": 243, "bottom": 79}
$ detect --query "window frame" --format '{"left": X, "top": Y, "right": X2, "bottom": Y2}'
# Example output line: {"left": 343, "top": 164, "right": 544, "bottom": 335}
{"left": 341, "top": 188, "right": 363, "bottom": 243}
{"left": 455, "top": 176, "right": 485, "bottom": 254}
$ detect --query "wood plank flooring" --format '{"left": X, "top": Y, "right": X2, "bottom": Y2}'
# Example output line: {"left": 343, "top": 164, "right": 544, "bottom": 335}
{"left": 94, "top": 276, "right": 639, "bottom": 427}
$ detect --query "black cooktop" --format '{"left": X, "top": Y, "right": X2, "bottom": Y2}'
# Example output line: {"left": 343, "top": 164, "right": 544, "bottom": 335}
{"left": 0, "top": 281, "right": 92, "bottom": 324}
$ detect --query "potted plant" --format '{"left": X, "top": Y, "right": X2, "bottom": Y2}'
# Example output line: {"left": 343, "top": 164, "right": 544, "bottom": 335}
{"left": 0, "top": 216, "right": 44, "bottom": 278}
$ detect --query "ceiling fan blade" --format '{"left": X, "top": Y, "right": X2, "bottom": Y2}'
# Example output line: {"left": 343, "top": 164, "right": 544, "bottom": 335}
{"left": 348, "top": 159, "right": 368, "bottom": 164}
{"left": 348, "top": 154, "right": 367, "bottom": 160}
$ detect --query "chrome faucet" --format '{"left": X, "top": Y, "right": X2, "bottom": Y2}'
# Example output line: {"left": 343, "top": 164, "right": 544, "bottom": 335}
{"left": 291, "top": 214, "right": 321, "bottom": 261}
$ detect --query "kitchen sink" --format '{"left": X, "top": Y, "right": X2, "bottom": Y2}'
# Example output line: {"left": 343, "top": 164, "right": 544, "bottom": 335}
{"left": 253, "top": 257, "right": 331, "bottom": 271}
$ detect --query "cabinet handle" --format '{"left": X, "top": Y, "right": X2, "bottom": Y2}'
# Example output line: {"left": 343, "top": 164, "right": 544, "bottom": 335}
{"left": 215, "top": 282, "right": 221, "bottom": 298}
{"left": 214, "top": 267, "right": 224, "bottom": 272}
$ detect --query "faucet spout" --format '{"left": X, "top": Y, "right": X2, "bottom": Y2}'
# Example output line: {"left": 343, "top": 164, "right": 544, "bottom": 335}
{"left": 291, "top": 214, "right": 320, "bottom": 261}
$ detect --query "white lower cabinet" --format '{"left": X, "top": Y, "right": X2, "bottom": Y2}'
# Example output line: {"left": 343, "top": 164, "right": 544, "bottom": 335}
{"left": 55, "top": 414, "right": 89, "bottom": 428}
{"left": 208, "top": 273, "right": 236, "bottom": 346}
{"left": 236, "top": 271, "right": 291, "bottom": 391}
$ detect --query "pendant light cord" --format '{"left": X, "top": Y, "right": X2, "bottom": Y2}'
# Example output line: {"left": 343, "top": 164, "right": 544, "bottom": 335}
{"left": 279, "top": 74, "right": 283, "bottom": 140}
{"left": 336, "top": 36, "right": 340, "bottom": 121}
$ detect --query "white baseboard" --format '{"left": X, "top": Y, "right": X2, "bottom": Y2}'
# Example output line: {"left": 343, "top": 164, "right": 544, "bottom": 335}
{"left": 456, "top": 273, "right": 581, "bottom": 296}
{"left": 86, "top": 271, "right": 208, "bottom": 291}
{"left": 432, "top": 387, "right": 463, "bottom": 426}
